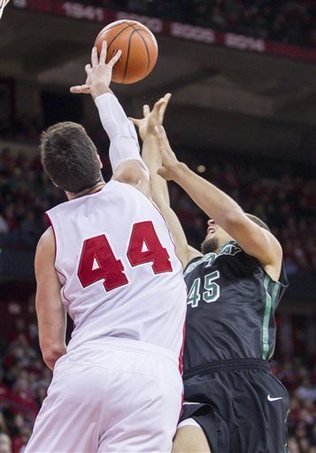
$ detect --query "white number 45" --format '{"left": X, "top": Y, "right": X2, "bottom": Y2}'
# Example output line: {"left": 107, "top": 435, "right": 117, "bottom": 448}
{"left": 187, "top": 271, "right": 220, "bottom": 308}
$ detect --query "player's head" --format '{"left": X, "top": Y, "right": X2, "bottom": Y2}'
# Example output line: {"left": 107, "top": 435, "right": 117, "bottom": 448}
{"left": 201, "top": 213, "right": 270, "bottom": 254}
{"left": 40, "top": 122, "right": 103, "bottom": 193}
{"left": 245, "top": 213, "right": 270, "bottom": 231}
{"left": 201, "top": 219, "right": 231, "bottom": 254}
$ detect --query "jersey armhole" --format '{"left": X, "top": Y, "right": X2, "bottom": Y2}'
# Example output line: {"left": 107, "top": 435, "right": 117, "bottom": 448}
{"left": 184, "top": 256, "right": 203, "bottom": 274}
{"left": 45, "top": 213, "right": 65, "bottom": 283}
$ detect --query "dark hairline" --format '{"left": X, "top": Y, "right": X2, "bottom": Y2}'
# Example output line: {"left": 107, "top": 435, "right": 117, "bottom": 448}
{"left": 246, "top": 213, "right": 270, "bottom": 232}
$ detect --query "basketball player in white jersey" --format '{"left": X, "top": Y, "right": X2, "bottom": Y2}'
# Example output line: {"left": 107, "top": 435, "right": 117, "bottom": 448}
{"left": 25, "top": 42, "right": 187, "bottom": 453}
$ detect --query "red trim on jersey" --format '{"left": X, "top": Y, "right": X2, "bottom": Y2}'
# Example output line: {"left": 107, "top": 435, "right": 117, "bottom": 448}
{"left": 46, "top": 212, "right": 72, "bottom": 306}
{"left": 178, "top": 323, "right": 186, "bottom": 376}
{"left": 177, "top": 323, "right": 186, "bottom": 421}
{"left": 178, "top": 392, "right": 184, "bottom": 421}
{"left": 44, "top": 212, "right": 51, "bottom": 227}
{"left": 45, "top": 213, "right": 57, "bottom": 265}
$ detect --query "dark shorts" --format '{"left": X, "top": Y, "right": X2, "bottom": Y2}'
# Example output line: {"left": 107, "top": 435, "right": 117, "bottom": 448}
{"left": 181, "top": 359, "right": 289, "bottom": 453}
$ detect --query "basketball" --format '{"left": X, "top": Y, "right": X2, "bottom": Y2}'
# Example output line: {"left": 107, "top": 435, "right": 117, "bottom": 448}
{"left": 95, "top": 20, "right": 158, "bottom": 84}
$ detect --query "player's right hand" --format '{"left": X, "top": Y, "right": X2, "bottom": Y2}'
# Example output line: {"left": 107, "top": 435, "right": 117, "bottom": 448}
{"left": 70, "top": 41, "right": 122, "bottom": 100}
{"left": 130, "top": 93, "right": 171, "bottom": 141}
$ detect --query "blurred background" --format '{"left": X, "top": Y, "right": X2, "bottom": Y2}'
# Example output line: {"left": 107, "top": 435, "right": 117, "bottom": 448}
{"left": 0, "top": 1, "right": 315, "bottom": 452}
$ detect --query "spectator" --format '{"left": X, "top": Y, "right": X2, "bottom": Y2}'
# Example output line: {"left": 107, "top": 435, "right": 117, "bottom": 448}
{"left": 0, "top": 432, "right": 12, "bottom": 453}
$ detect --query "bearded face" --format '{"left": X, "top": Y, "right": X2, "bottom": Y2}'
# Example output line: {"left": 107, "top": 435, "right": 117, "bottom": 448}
{"left": 201, "top": 219, "right": 233, "bottom": 255}
{"left": 201, "top": 237, "right": 219, "bottom": 254}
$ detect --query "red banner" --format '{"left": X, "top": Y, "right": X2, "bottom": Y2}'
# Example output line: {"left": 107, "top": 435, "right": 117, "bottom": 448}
{"left": 10, "top": 0, "right": 316, "bottom": 64}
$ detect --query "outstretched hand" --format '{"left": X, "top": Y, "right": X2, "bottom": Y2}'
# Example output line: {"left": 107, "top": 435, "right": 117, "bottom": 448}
{"left": 154, "top": 125, "right": 181, "bottom": 182}
{"left": 70, "top": 41, "right": 122, "bottom": 100}
{"left": 130, "top": 93, "right": 172, "bottom": 141}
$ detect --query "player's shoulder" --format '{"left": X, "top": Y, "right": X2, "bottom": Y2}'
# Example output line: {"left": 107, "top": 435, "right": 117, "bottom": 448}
{"left": 184, "top": 253, "right": 213, "bottom": 276}
{"left": 111, "top": 176, "right": 152, "bottom": 203}
{"left": 36, "top": 226, "right": 55, "bottom": 252}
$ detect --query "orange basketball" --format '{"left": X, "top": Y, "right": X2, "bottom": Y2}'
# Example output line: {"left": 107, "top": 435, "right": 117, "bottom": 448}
{"left": 95, "top": 20, "right": 158, "bottom": 85}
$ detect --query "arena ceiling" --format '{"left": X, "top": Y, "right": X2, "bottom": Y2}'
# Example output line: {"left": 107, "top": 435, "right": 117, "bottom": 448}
{"left": 1, "top": 8, "right": 316, "bottom": 162}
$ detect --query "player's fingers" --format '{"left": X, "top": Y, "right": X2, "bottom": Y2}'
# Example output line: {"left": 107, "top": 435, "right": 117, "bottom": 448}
{"left": 85, "top": 64, "right": 92, "bottom": 76}
{"left": 158, "top": 93, "right": 172, "bottom": 122}
{"left": 91, "top": 46, "right": 98, "bottom": 67}
{"left": 70, "top": 85, "right": 91, "bottom": 94}
{"left": 129, "top": 117, "right": 140, "bottom": 127}
{"left": 143, "top": 105, "right": 150, "bottom": 117}
{"left": 164, "top": 93, "right": 172, "bottom": 102}
{"left": 151, "top": 94, "right": 170, "bottom": 122}
{"left": 108, "top": 49, "right": 122, "bottom": 67}
{"left": 70, "top": 85, "right": 90, "bottom": 93}
{"left": 153, "top": 98, "right": 166, "bottom": 115}
{"left": 155, "top": 93, "right": 171, "bottom": 108}
{"left": 100, "top": 40, "right": 107, "bottom": 65}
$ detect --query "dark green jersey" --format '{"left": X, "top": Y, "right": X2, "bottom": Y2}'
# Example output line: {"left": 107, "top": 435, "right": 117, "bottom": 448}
{"left": 183, "top": 241, "right": 288, "bottom": 375}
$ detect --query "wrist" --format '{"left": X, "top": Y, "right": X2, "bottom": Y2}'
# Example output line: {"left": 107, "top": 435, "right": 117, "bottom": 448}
{"left": 92, "top": 83, "right": 113, "bottom": 100}
{"left": 170, "top": 162, "right": 188, "bottom": 183}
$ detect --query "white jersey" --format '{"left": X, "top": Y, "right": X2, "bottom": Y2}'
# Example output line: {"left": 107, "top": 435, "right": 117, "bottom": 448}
{"left": 46, "top": 180, "right": 187, "bottom": 360}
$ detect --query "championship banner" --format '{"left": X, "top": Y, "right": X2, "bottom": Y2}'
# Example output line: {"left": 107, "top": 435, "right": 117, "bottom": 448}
{"left": 9, "top": 0, "right": 316, "bottom": 64}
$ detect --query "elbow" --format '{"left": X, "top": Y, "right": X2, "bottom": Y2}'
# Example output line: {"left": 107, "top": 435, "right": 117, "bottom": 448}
{"left": 41, "top": 344, "right": 66, "bottom": 370}
{"left": 43, "top": 357, "right": 56, "bottom": 371}
{"left": 115, "top": 160, "right": 149, "bottom": 185}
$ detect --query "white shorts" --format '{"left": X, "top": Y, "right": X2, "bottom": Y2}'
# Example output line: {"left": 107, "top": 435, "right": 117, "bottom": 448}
{"left": 25, "top": 338, "right": 183, "bottom": 453}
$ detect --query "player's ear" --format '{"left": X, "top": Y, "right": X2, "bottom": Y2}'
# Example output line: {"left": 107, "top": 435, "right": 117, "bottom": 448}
{"left": 97, "top": 154, "right": 103, "bottom": 169}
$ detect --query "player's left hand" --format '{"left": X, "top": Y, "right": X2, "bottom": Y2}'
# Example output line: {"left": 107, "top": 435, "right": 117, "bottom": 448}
{"left": 130, "top": 93, "right": 171, "bottom": 141}
{"left": 70, "top": 41, "right": 122, "bottom": 99}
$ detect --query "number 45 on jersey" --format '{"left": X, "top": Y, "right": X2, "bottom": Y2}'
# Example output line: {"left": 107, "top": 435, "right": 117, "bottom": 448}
{"left": 187, "top": 271, "right": 220, "bottom": 307}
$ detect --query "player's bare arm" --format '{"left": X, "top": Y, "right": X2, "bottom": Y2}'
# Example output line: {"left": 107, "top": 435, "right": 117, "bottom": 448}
{"left": 131, "top": 93, "right": 172, "bottom": 207}
{"left": 70, "top": 41, "right": 150, "bottom": 194}
{"left": 132, "top": 95, "right": 202, "bottom": 268}
{"left": 34, "top": 227, "right": 66, "bottom": 370}
{"left": 155, "top": 125, "right": 282, "bottom": 281}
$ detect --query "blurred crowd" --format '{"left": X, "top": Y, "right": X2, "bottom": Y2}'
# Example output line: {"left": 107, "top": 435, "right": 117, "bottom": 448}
{"left": 1, "top": 142, "right": 315, "bottom": 277}
{"left": 82, "top": 0, "right": 316, "bottom": 48}
{"left": 0, "top": 297, "right": 52, "bottom": 453}
{"left": 271, "top": 356, "right": 316, "bottom": 453}
{"left": 0, "top": 295, "right": 315, "bottom": 452}
{"left": 1, "top": 3, "right": 315, "bottom": 453}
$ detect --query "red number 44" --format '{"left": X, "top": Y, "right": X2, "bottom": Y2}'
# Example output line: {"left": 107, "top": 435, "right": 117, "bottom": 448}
{"left": 78, "top": 221, "right": 172, "bottom": 291}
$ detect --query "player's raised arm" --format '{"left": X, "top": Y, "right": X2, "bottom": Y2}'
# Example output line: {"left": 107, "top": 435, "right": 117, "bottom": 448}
{"left": 70, "top": 41, "right": 150, "bottom": 194}
{"left": 34, "top": 228, "right": 67, "bottom": 370}
{"left": 132, "top": 95, "right": 202, "bottom": 268}
{"left": 155, "top": 126, "right": 283, "bottom": 280}
{"left": 131, "top": 94, "right": 171, "bottom": 207}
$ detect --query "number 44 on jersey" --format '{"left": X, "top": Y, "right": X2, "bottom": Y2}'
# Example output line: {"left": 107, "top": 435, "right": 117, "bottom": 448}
{"left": 78, "top": 221, "right": 173, "bottom": 291}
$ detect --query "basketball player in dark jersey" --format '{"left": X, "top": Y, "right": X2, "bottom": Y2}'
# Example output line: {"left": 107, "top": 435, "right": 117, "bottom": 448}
{"left": 132, "top": 97, "right": 289, "bottom": 453}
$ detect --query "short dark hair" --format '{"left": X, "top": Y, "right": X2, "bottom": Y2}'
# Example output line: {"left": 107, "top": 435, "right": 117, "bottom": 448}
{"left": 40, "top": 122, "right": 102, "bottom": 193}
{"left": 246, "top": 213, "right": 270, "bottom": 232}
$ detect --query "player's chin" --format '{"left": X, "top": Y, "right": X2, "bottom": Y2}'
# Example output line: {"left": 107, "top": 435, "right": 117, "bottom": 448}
{"left": 201, "top": 236, "right": 219, "bottom": 254}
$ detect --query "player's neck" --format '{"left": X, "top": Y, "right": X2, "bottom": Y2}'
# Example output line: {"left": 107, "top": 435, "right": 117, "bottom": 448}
{"left": 67, "top": 180, "right": 106, "bottom": 200}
